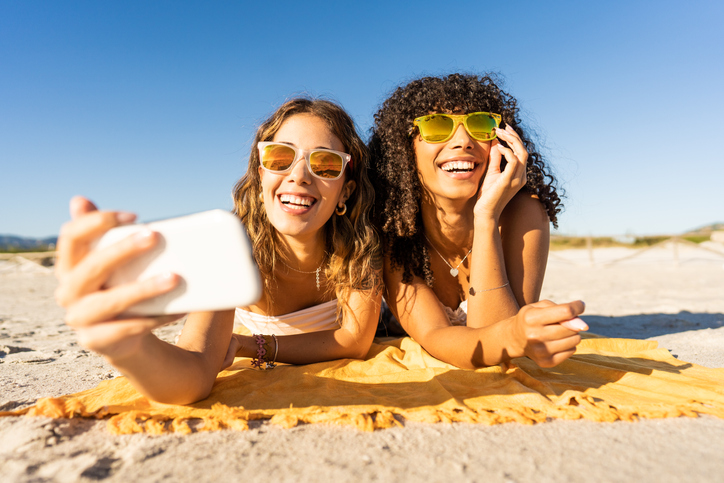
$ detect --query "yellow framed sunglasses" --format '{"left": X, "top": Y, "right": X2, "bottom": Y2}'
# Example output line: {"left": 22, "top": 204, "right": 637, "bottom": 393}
{"left": 413, "top": 112, "right": 502, "bottom": 143}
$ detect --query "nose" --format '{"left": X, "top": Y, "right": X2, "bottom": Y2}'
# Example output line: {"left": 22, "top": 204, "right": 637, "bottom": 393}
{"left": 287, "top": 153, "right": 313, "bottom": 184}
{"left": 448, "top": 122, "right": 475, "bottom": 150}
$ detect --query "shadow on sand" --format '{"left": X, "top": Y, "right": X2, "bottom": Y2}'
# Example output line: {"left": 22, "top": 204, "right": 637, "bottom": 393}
{"left": 582, "top": 311, "right": 724, "bottom": 339}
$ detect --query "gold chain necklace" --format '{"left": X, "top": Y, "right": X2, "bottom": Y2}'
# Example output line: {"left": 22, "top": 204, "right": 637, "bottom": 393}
{"left": 280, "top": 257, "right": 325, "bottom": 291}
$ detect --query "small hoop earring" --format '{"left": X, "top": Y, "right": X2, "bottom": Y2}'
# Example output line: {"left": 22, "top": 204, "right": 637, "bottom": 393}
{"left": 335, "top": 203, "right": 347, "bottom": 216}
{"left": 258, "top": 192, "right": 264, "bottom": 203}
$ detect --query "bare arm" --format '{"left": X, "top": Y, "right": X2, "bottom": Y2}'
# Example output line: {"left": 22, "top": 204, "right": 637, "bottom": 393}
{"left": 56, "top": 197, "right": 234, "bottom": 405}
{"left": 385, "top": 257, "right": 586, "bottom": 369}
{"left": 464, "top": 126, "right": 530, "bottom": 327}
{"left": 103, "top": 310, "right": 234, "bottom": 404}
{"left": 224, "top": 289, "right": 382, "bottom": 366}
{"left": 499, "top": 190, "right": 550, "bottom": 306}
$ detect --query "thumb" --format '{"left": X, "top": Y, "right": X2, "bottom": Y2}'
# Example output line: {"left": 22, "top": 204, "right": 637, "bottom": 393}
{"left": 70, "top": 196, "right": 99, "bottom": 220}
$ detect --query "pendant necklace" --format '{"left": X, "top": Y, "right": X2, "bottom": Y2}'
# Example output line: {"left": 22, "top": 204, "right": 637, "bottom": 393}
{"left": 281, "top": 257, "right": 325, "bottom": 291}
{"left": 424, "top": 234, "right": 472, "bottom": 277}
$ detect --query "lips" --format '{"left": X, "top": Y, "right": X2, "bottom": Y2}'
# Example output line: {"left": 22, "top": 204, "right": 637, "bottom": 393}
{"left": 279, "top": 193, "right": 317, "bottom": 210}
{"left": 439, "top": 160, "right": 476, "bottom": 173}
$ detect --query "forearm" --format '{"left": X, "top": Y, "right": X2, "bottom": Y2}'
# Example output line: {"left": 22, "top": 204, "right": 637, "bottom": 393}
{"left": 417, "top": 320, "right": 520, "bottom": 369}
{"left": 500, "top": 192, "right": 551, "bottom": 306}
{"left": 237, "top": 327, "right": 374, "bottom": 364}
{"left": 106, "top": 333, "right": 221, "bottom": 404}
{"left": 467, "top": 217, "right": 520, "bottom": 328}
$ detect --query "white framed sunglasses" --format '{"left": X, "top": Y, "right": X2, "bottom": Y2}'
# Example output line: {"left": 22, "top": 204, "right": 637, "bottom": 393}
{"left": 257, "top": 142, "right": 352, "bottom": 180}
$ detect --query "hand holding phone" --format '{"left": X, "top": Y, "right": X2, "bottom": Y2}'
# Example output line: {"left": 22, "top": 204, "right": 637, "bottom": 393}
{"left": 93, "top": 210, "right": 262, "bottom": 316}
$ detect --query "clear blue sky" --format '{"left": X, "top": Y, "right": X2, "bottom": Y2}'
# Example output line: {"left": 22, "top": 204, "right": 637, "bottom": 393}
{"left": 1, "top": 0, "right": 722, "bottom": 238}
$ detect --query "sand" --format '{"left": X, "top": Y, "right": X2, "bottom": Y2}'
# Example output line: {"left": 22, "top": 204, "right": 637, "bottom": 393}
{"left": 1, "top": 242, "right": 724, "bottom": 482}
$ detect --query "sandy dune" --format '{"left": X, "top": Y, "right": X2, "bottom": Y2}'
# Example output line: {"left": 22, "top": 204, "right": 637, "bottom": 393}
{"left": 1, "top": 244, "right": 724, "bottom": 482}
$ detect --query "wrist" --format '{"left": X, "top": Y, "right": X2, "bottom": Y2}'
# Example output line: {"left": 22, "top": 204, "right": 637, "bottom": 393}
{"left": 238, "top": 335, "right": 256, "bottom": 358}
{"left": 103, "top": 331, "right": 155, "bottom": 367}
{"left": 501, "top": 317, "right": 526, "bottom": 361}
{"left": 473, "top": 215, "right": 500, "bottom": 231}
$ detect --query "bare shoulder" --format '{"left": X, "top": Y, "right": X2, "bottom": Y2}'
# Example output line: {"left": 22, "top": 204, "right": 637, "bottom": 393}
{"left": 501, "top": 190, "right": 549, "bottom": 228}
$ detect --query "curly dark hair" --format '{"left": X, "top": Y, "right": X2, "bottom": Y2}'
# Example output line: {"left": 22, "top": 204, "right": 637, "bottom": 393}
{"left": 368, "top": 73, "right": 562, "bottom": 286}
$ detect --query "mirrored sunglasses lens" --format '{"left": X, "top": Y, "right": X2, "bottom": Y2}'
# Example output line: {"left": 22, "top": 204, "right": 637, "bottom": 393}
{"left": 309, "top": 151, "right": 344, "bottom": 178}
{"left": 261, "top": 144, "right": 296, "bottom": 171}
{"left": 419, "top": 115, "right": 454, "bottom": 142}
{"left": 466, "top": 114, "right": 498, "bottom": 140}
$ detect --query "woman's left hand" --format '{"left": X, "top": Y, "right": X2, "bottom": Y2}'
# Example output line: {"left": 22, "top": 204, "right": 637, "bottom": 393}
{"left": 474, "top": 125, "right": 529, "bottom": 221}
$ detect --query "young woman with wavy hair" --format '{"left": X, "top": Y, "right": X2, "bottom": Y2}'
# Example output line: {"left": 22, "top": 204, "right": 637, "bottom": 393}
{"left": 54, "top": 98, "right": 382, "bottom": 405}
{"left": 369, "top": 73, "right": 586, "bottom": 370}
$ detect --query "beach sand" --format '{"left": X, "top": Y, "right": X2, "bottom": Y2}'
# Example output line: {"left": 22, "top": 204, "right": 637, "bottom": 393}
{"left": 2, "top": 242, "right": 724, "bottom": 482}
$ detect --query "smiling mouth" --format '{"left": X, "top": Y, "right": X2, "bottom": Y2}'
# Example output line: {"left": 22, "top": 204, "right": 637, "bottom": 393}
{"left": 279, "top": 194, "right": 317, "bottom": 208}
{"left": 440, "top": 161, "right": 476, "bottom": 173}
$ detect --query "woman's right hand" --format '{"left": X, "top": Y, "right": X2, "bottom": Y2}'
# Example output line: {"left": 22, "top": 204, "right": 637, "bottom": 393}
{"left": 54, "top": 196, "right": 181, "bottom": 362}
{"left": 505, "top": 300, "right": 588, "bottom": 368}
{"left": 474, "top": 125, "right": 529, "bottom": 222}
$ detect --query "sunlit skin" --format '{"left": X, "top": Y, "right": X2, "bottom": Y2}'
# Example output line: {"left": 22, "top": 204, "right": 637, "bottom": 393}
{"left": 259, "top": 114, "right": 355, "bottom": 248}
{"left": 382, "top": 116, "right": 587, "bottom": 370}
{"left": 54, "top": 112, "right": 380, "bottom": 405}
{"left": 413, "top": 117, "right": 493, "bottom": 209}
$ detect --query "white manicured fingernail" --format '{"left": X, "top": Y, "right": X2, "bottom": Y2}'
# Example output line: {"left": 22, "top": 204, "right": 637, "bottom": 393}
{"left": 133, "top": 229, "right": 155, "bottom": 246}
{"left": 155, "top": 272, "right": 177, "bottom": 289}
{"left": 115, "top": 212, "right": 136, "bottom": 224}
{"left": 562, "top": 317, "right": 588, "bottom": 331}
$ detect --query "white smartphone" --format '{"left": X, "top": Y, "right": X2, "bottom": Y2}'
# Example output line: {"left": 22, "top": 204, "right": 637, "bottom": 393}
{"left": 93, "top": 210, "right": 262, "bottom": 316}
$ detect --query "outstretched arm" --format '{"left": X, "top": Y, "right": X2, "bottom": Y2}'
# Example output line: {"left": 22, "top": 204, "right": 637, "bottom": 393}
{"left": 55, "top": 197, "right": 233, "bottom": 404}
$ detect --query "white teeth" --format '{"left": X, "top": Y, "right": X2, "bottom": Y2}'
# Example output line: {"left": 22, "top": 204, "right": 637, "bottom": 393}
{"left": 441, "top": 161, "right": 475, "bottom": 172}
{"left": 280, "top": 194, "right": 315, "bottom": 207}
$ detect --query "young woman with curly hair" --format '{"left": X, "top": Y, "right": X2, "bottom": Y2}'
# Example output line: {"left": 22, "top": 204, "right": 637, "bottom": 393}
{"left": 55, "top": 98, "right": 382, "bottom": 405}
{"left": 369, "top": 73, "right": 586, "bottom": 369}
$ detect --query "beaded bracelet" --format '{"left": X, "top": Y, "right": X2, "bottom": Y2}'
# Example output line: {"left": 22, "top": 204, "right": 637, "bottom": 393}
{"left": 251, "top": 334, "right": 278, "bottom": 369}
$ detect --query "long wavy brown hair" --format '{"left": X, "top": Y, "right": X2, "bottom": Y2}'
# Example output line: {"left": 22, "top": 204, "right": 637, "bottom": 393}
{"left": 233, "top": 98, "right": 381, "bottom": 310}
{"left": 368, "top": 73, "right": 562, "bottom": 286}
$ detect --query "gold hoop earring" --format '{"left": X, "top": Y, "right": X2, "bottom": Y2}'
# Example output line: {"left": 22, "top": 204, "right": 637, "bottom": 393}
{"left": 335, "top": 203, "right": 347, "bottom": 216}
{"left": 259, "top": 192, "right": 264, "bottom": 203}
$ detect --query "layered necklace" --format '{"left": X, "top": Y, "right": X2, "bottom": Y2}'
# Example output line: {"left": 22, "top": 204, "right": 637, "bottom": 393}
{"left": 424, "top": 234, "right": 472, "bottom": 277}
{"left": 280, "top": 256, "right": 326, "bottom": 291}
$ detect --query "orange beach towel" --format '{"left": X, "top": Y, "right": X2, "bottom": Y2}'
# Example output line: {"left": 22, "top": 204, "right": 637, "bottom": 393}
{"left": 5, "top": 334, "right": 724, "bottom": 434}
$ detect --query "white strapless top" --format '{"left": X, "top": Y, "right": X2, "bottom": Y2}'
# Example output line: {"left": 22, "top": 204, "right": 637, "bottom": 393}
{"left": 234, "top": 299, "right": 340, "bottom": 335}
{"left": 443, "top": 299, "right": 468, "bottom": 326}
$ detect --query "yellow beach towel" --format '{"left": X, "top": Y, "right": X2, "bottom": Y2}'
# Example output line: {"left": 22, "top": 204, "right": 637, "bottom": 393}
{"left": 5, "top": 335, "right": 724, "bottom": 434}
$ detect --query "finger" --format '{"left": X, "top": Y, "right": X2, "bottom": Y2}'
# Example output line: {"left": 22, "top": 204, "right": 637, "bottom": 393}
{"left": 525, "top": 299, "right": 556, "bottom": 309}
{"left": 56, "top": 229, "right": 160, "bottom": 304}
{"left": 64, "top": 273, "right": 179, "bottom": 327}
{"left": 486, "top": 141, "right": 503, "bottom": 175}
{"left": 69, "top": 196, "right": 99, "bottom": 220}
{"left": 526, "top": 300, "right": 586, "bottom": 327}
{"left": 56, "top": 209, "right": 137, "bottom": 276}
{"left": 495, "top": 124, "right": 526, "bottom": 151}
{"left": 538, "top": 348, "right": 577, "bottom": 368}
{"left": 496, "top": 126, "right": 529, "bottom": 162}
{"left": 528, "top": 333, "right": 581, "bottom": 365}
{"left": 494, "top": 143, "right": 527, "bottom": 190}
{"left": 560, "top": 317, "right": 589, "bottom": 331}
